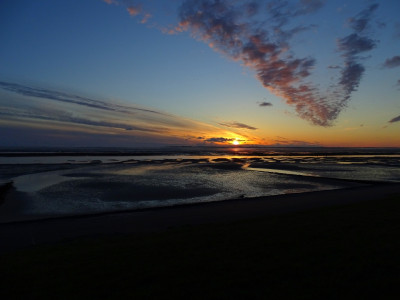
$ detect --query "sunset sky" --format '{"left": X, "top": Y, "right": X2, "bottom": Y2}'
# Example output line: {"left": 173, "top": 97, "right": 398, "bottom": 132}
{"left": 1, "top": 0, "right": 399, "bottom": 147}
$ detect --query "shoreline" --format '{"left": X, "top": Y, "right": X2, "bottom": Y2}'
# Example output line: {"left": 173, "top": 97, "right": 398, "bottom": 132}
{"left": 1, "top": 182, "right": 400, "bottom": 253}
{"left": 1, "top": 159, "right": 396, "bottom": 225}
{"left": 1, "top": 145, "right": 400, "bottom": 157}
{"left": 0, "top": 179, "right": 386, "bottom": 225}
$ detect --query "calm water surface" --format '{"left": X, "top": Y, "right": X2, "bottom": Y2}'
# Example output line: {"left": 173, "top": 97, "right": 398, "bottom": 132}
{"left": 1, "top": 147, "right": 399, "bottom": 222}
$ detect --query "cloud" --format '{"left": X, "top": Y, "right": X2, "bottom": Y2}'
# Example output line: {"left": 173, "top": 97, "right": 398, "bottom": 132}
{"left": 126, "top": 4, "right": 151, "bottom": 23}
{"left": 127, "top": 5, "right": 141, "bottom": 16}
{"left": 106, "top": 1, "right": 152, "bottom": 24}
{"left": 270, "top": 136, "right": 321, "bottom": 147}
{"left": 204, "top": 137, "right": 235, "bottom": 143}
{"left": 0, "top": 106, "right": 163, "bottom": 133}
{"left": 347, "top": 3, "right": 379, "bottom": 32}
{"left": 218, "top": 121, "right": 257, "bottom": 130}
{"left": 295, "top": 0, "right": 326, "bottom": 16}
{"left": 0, "top": 81, "right": 259, "bottom": 147}
{"left": 0, "top": 81, "right": 163, "bottom": 116}
{"left": 338, "top": 62, "right": 365, "bottom": 94}
{"left": 266, "top": 0, "right": 325, "bottom": 26}
{"left": 258, "top": 101, "right": 272, "bottom": 107}
{"left": 383, "top": 56, "right": 400, "bottom": 68}
{"left": 102, "top": 1, "right": 381, "bottom": 127}
{"left": 389, "top": 115, "right": 400, "bottom": 123}
{"left": 333, "top": 4, "right": 378, "bottom": 116}
{"left": 177, "top": 1, "right": 379, "bottom": 126}
{"left": 0, "top": 125, "right": 186, "bottom": 148}
{"left": 140, "top": 13, "right": 152, "bottom": 24}
{"left": 337, "top": 34, "right": 376, "bottom": 56}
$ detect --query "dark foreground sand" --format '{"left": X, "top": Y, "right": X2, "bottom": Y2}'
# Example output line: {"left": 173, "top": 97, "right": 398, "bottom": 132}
{"left": 1, "top": 183, "right": 400, "bottom": 253}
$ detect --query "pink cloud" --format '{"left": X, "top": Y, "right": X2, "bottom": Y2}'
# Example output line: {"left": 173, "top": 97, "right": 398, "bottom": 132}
{"left": 140, "top": 13, "right": 152, "bottom": 24}
{"left": 103, "top": 0, "right": 118, "bottom": 5}
{"left": 127, "top": 5, "right": 141, "bottom": 16}
{"left": 177, "top": 0, "right": 378, "bottom": 126}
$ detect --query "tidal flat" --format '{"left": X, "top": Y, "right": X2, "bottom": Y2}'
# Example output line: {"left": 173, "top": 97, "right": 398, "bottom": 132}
{"left": 1, "top": 150, "right": 400, "bottom": 222}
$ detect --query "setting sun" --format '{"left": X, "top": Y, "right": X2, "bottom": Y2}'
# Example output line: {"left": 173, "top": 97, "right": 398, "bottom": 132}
{"left": 232, "top": 140, "right": 240, "bottom": 145}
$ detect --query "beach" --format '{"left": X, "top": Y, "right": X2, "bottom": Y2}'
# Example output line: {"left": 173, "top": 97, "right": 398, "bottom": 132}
{"left": 1, "top": 149, "right": 400, "bottom": 298}
{"left": 1, "top": 181, "right": 400, "bottom": 253}
{"left": 1, "top": 182, "right": 399, "bottom": 299}
{"left": 1, "top": 149, "right": 400, "bottom": 253}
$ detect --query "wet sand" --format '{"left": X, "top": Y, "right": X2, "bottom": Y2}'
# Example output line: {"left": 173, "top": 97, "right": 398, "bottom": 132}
{"left": 1, "top": 182, "right": 400, "bottom": 253}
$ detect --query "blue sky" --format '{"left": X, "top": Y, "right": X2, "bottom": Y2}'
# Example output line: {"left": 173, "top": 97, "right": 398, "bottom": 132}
{"left": 1, "top": 0, "right": 399, "bottom": 147}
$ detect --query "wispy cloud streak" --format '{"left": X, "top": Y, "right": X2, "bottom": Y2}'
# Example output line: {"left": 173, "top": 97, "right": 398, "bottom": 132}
{"left": 0, "top": 81, "right": 163, "bottom": 116}
{"left": 219, "top": 121, "right": 257, "bottom": 130}
{"left": 389, "top": 115, "right": 400, "bottom": 123}
{"left": 0, "top": 81, "right": 257, "bottom": 145}
{"left": 0, "top": 106, "right": 163, "bottom": 132}
{"left": 271, "top": 135, "right": 321, "bottom": 147}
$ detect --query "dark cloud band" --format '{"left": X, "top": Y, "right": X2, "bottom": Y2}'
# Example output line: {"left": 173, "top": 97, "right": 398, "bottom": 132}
{"left": 204, "top": 137, "right": 235, "bottom": 143}
{"left": 383, "top": 56, "right": 400, "bottom": 68}
{"left": 259, "top": 102, "right": 272, "bottom": 107}
{"left": 219, "top": 121, "right": 257, "bottom": 130}
{"left": 389, "top": 115, "right": 400, "bottom": 123}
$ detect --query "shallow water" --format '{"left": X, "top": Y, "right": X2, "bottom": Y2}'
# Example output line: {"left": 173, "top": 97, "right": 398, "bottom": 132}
{"left": 1, "top": 152, "right": 400, "bottom": 222}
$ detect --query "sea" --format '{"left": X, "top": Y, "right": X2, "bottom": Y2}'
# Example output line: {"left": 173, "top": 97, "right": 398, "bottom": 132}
{"left": 1, "top": 146, "right": 400, "bottom": 223}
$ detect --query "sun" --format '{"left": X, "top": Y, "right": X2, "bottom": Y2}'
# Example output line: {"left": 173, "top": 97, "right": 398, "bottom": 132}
{"left": 232, "top": 140, "right": 240, "bottom": 145}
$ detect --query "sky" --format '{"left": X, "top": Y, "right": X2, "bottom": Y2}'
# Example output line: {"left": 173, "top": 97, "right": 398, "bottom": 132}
{"left": 0, "top": 0, "right": 399, "bottom": 148}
